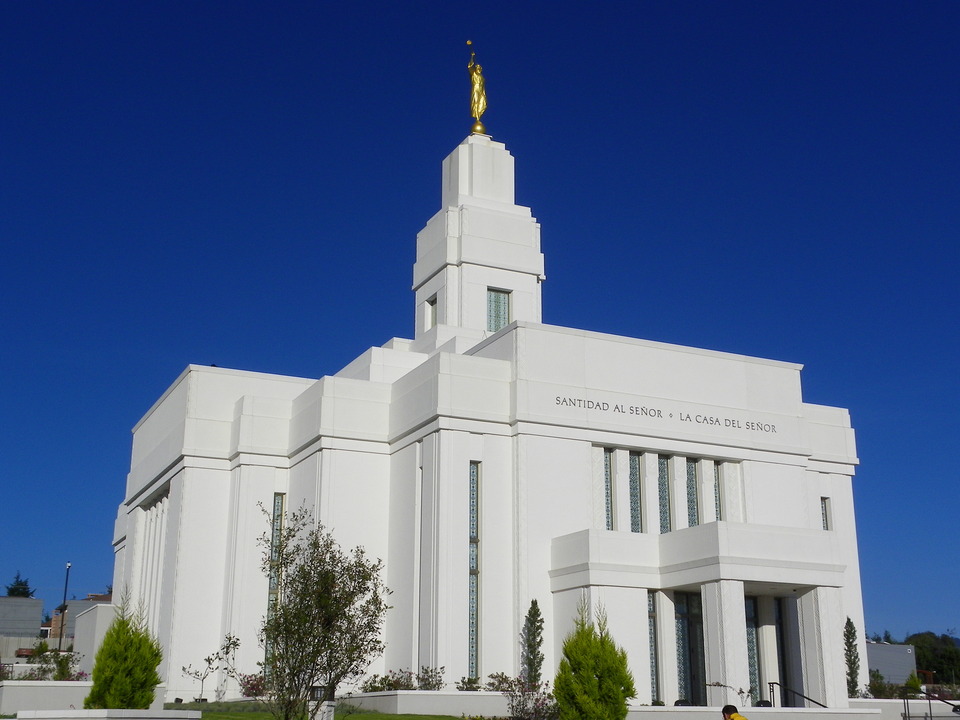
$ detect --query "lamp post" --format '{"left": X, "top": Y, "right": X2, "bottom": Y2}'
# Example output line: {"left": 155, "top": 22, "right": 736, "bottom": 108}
{"left": 58, "top": 562, "right": 72, "bottom": 651}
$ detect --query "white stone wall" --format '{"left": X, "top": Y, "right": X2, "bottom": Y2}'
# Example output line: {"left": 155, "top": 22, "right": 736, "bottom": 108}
{"left": 109, "top": 134, "right": 864, "bottom": 706}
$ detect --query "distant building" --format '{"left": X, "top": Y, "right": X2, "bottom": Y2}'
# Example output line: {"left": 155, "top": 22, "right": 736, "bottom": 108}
{"left": 50, "top": 595, "right": 112, "bottom": 641}
{"left": 0, "top": 597, "right": 43, "bottom": 664}
{"left": 867, "top": 642, "right": 916, "bottom": 684}
{"left": 112, "top": 133, "right": 866, "bottom": 707}
{"left": 0, "top": 597, "right": 42, "bottom": 637}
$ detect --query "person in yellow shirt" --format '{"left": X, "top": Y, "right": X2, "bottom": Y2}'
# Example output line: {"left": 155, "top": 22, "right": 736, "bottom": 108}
{"left": 723, "top": 705, "right": 749, "bottom": 720}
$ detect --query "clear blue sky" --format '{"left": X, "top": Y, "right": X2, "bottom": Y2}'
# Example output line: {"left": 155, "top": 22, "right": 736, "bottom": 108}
{"left": 1, "top": 1, "right": 957, "bottom": 640}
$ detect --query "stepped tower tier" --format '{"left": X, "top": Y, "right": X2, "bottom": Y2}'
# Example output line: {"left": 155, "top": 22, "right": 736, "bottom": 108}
{"left": 412, "top": 134, "right": 545, "bottom": 351}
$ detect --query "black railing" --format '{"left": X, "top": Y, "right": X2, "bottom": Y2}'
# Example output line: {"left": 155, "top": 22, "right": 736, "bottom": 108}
{"left": 766, "top": 681, "right": 827, "bottom": 708}
{"left": 902, "top": 688, "right": 960, "bottom": 720}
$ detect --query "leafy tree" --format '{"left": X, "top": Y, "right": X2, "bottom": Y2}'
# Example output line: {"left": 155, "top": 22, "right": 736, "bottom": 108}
{"left": 905, "top": 632, "right": 960, "bottom": 686}
{"left": 6, "top": 571, "right": 34, "bottom": 597}
{"left": 844, "top": 617, "right": 861, "bottom": 697}
{"left": 84, "top": 602, "right": 162, "bottom": 709}
{"left": 554, "top": 599, "right": 635, "bottom": 720}
{"left": 182, "top": 635, "right": 240, "bottom": 701}
{"left": 259, "top": 507, "right": 390, "bottom": 720}
{"left": 521, "top": 599, "right": 545, "bottom": 686}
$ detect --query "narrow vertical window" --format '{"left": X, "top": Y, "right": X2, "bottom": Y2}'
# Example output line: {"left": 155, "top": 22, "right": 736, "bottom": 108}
{"left": 774, "top": 598, "right": 789, "bottom": 706}
{"left": 268, "top": 492, "right": 285, "bottom": 602}
{"left": 686, "top": 459, "right": 700, "bottom": 527}
{"left": 426, "top": 296, "right": 437, "bottom": 329}
{"left": 648, "top": 591, "right": 660, "bottom": 703}
{"left": 603, "top": 449, "right": 614, "bottom": 530}
{"left": 820, "top": 497, "right": 831, "bottom": 530}
{"left": 468, "top": 462, "right": 480, "bottom": 678}
{"left": 266, "top": 492, "right": 285, "bottom": 662}
{"left": 658, "top": 457, "right": 671, "bottom": 533}
{"left": 745, "top": 597, "right": 761, "bottom": 703}
{"left": 714, "top": 462, "right": 723, "bottom": 521}
{"left": 675, "top": 591, "right": 707, "bottom": 706}
{"left": 629, "top": 452, "right": 642, "bottom": 533}
{"left": 486, "top": 288, "right": 511, "bottom": 332}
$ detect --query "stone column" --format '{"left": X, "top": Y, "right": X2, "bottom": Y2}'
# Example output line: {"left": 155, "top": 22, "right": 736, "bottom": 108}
{"left": 700, "top": 459, "right": 718, "bottom": 524}
{"left": 702, "top": 580, "right": 750, "bottom": 707}
{"left": 657, "top": 591, "right": 680, "bottom": 705}
{"left": 797, "top": 586, "right": 846, "bottom": 707}
{"left": 669, "top": 456, "right": 689, "bottom": 530}
{"left": 642, "top": 453, "right": 661, "bottom": 535}
{"left": 757, "top": 596, "right": 781, "bottom": 703}
{"left": 602, "top": 586, "right": 652, "bottom": 704}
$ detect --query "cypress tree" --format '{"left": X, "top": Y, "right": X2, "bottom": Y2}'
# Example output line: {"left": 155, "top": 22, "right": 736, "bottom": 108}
{"left": 520, "top": 599, "right": 545, "bottom": 686}
{"left": 844, "top": 617, "right": 860, "bottom": 698}
{"left": 84, "top": 603, "right": 162, "bottom": 709}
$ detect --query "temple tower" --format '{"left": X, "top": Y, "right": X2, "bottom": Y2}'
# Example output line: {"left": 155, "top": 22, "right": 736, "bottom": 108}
{"left": 412, "top": 134, "right": 545, "bottom": 351}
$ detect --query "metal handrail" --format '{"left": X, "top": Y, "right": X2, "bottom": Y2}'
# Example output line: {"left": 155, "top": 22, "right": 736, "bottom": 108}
{"left": 767, "top": 681, "right": 827, "bottom": 708}
{"left": 903, "top": 688, "right": 960, "bottom": 719}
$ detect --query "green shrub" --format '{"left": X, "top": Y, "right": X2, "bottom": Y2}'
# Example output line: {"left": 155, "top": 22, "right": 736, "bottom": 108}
{"left": 554, "top": 602, "right": 635, "bottom": 720}
{"left": 359, "top": 667, "right": 445, "bottom": 692}
{"left": 360, "top": 669, "right": 415, "bottom": 692}
{"left": 84, "top": 603, "right": 162, "bottom": 709}
{"left": 485, "top": 672, "right": 512, "bottom": 691}
{"left": 456, "top": 676, "right": 482, "bottom": 691}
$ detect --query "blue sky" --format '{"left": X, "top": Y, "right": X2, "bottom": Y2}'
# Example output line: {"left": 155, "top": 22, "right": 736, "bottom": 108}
{"left": 1, "top": 1, "right": 957, "bottom": 640}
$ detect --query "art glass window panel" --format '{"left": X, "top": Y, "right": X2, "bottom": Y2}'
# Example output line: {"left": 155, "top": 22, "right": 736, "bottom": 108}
{"left": 658, "top": 457, "right": 671, "bottom": 533}
{"left": 629, "top": 452, "right": 642, "bottom": 533}
{"left": 604, "top": 449, "right": 614, "bottom": 530}
{"left": 487, "top": 289, "right": 510, "bottom": 332}
{"left": 686, "top": 458, "right": 699, "bottom": 527}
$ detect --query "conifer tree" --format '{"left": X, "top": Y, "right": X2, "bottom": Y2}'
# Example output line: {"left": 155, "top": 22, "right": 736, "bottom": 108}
{"left": 5, "top": 571, "right": 34, "bottom": 597}
{"left": 520, "top": 599, "right": 545, "bottom": 687}
{"left": 844, "top": 617, "right": 861, "bottom": 698}
{"left": 554, "top": 599, "right": 635, "bottom": 720}
{"left": 84, "top": 602, "right": 162, "bottom": 709}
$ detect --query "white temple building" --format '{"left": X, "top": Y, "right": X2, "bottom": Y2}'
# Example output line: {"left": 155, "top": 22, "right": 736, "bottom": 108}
{"left": 111, "top": 131, "right": 866, "bottom": 707}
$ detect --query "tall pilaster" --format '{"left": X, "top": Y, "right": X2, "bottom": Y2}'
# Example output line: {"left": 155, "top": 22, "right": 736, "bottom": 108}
{"left": 656, "top": 591, "right": 680, "bottom": 705}
{"left": 702, "top": 580, "right": 750, "bottom": 706}
{"left": 797, "top": 586, "right": 847, "bottom": 707}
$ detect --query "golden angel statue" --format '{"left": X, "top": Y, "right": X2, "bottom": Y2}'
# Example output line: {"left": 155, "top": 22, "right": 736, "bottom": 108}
{"left": 467, "top": 41, "right": 487, "bottom": 134}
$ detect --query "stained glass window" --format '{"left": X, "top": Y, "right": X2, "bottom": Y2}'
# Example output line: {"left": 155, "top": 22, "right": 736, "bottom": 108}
{"left": 268, "top": 493, "right": 285, "bottom": 598}
{"left": 468, "top": 574, "right": 478, "bottom": 677}
{"left": 266, "top": 492, "right": 285, "bottom": 665}
{"left": 745, "top": 597, "right": 761, "bottom": 703}
{"left": 487, "top": 289, "right": 510, "bottom": 332}
{"left": 629, "top": 452, "right": 642, "bottom": 533}
{"left": 714, "top": 462, "right": 722, "bottom": 521}
{"left": 658, "top": 457, "right": 671, "bottom": 533}
{"left": 604, "top": 449, "right": 614, "bottom": 530}
{"left": 649, "top": 591, "right": 659, "bottom": 702}
{"left": 675, "top": 591, "right": 707, "bottom": 705}
{"left": 686, "top": 459, "right": 699, "bottom": 527}
{"left": 468, "top": 462, "right": 480, "bottom": 678}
